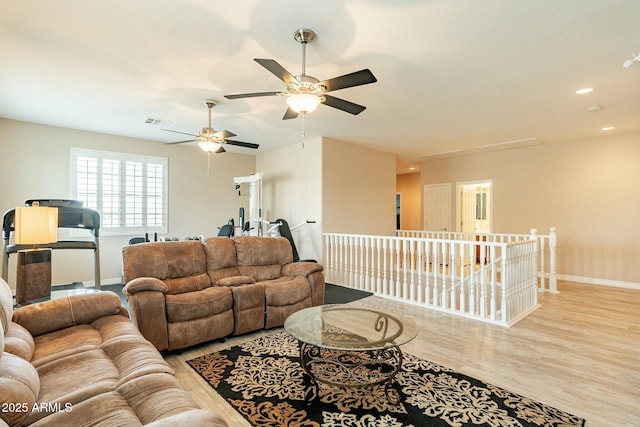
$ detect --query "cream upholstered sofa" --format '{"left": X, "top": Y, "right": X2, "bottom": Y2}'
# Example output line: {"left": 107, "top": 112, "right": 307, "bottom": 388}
{"left": 122, "top": 236, "right": 325, "bottom": 351}
{"left": 0, "top": 278, "right": 226, "bottom": 427}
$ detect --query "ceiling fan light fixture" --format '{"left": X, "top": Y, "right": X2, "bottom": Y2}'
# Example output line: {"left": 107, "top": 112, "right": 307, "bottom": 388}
{"left": 286, "top": 93, "right": 321, "bottom": 114}
{"left": 197, "top": 138, "right": 222, "bottom": 153}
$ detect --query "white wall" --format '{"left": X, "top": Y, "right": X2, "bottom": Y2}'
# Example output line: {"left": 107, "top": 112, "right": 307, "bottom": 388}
{"left": 0, "top": 119, "right": 255, "bottom": 289}
{"left": 256, "top": 138, "right": 323, "bottom": 262}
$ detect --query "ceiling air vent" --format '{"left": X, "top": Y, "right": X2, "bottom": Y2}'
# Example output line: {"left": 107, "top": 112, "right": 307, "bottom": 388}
{"left": 420, "top": 149, "right": 463, "bottom": 159}
{"left": 477, "top": 137, "right": 541, "bottom": 152}
{"left": 144, "top": 117, "right": 163, "bottom": 125}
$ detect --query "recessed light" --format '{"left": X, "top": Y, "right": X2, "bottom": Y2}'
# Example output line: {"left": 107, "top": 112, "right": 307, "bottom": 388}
{"left": 576, "top": 87, "right": 593, "bottom": 94}
{"left": 409, "top": 167, "right": 416, "bottom": 171}
{"left": 601, "top": 126, "right": 615, "bottom": 131}
{"left": 587, "top": 105, "right": 603, "bottom": 112}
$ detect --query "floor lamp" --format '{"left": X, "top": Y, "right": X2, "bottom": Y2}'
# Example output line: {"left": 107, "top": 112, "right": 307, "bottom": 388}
{"left": 15, "top": 203, "right": 58, "bottom": 305}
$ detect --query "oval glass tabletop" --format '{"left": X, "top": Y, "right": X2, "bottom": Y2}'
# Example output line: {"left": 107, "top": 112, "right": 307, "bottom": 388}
{"left": 284, "top": 304, "right": 418, "bottom": 351}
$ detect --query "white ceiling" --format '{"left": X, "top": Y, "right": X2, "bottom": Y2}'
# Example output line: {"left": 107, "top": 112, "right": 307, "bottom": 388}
{"left": 1, "top": 0, "right": 639, "bottom": 172}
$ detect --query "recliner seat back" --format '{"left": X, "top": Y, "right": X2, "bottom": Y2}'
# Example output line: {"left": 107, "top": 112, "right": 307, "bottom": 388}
{"left": 122, "top": 241, "right": 210, "bottom": 294}
{"left": 233, "top": 236, "right": 293, "bottom": 281}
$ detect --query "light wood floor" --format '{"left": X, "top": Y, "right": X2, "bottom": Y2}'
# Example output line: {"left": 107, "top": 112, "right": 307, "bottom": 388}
{"left": 164, "top": 281, "right": 640, "bottom": 427}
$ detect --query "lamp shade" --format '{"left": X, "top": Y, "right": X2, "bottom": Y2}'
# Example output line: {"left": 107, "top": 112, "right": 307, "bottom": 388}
{"left": 15, "top": 206, "right": 58, "bottom": 245}
{"left": 286, "top": 93, "right": 321, "bottom": 114}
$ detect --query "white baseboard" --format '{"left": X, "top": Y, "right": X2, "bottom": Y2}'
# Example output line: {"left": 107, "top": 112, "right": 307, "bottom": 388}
{"left": 559, "top": 274, "right": 640, "bottom": 290}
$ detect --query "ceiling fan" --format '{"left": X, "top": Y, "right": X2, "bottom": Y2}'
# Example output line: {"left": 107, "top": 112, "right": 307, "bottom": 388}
{"left": 162, "top": 100, "right": 259, "bottom": 153}
{"left": 224, "top": 28, "right": 377, "bottom": 119}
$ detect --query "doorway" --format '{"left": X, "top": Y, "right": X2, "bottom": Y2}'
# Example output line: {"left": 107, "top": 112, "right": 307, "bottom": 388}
{"left": 396, "top": 193, "right": 402, "bottom": 230}
{"left": 457, "top": 181, "right": 492, "bottom": 233}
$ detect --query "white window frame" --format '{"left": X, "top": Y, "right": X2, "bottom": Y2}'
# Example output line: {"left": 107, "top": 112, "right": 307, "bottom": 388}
{"left": 70, "top": 148, "right": 168, "bottom": 236}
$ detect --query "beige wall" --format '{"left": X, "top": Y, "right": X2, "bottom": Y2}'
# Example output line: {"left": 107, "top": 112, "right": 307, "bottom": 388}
{"left": 0, "top": 119, "right": 255, "bottom": 288}
{"left": 421, "top": 131, "right": 640, "bottom": 287}
{"left": 256, "top": 138, "right": 323, "bottom": 262}
{"left": 322, "top": 138, "right": 397, "bottom": 236}
{"left": 396, "top": 172, "right": 421, "bottom": 230}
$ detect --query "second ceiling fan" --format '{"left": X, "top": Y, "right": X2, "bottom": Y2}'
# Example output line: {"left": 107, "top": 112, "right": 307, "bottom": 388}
{"left": 162, "top": 100, "right": 259, "bottom": 153}
{"left": 224, "top": 28, "right": 377, "bottom": 120}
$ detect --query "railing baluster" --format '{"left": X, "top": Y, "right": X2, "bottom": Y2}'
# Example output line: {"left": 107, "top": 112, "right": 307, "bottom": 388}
{"left": 323, "top": 231, "right": 544, "bottom": 327}
{"left": 395, "top": 238, "right": 401, "bottom": 299}
{"left": 376, "top": 237, "right": 382, "bottom": 294}
{"left": 417, "top": 239, "right": 424, "bottom": 303}
{"left": 382, "top": 238, "right": 389, "bottom": 296}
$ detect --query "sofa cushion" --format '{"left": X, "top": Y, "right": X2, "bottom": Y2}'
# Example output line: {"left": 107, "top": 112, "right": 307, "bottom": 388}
{"left": 165, "top": 286, "right": 233, "bottom": 323}
{"left": 203, "top": 237, "right": 242, "bottom": 283}
{"left": 31, "top": 324, "right": 103, "bottom": 368}
{"left": 12, "top": 291, "right": 124, "bottom": 338}
{"left": 123, "top": 241, "right": 207, "bottom": 283}
{"left": 234, "top": 236, "right": 294, "bottom": 266}
{"left": 0, "top": 279, "right": 13, "bottom": 338}
{"left": 216, "top": 275, "right": 256, "bottom": 287}
{"left": 0, "top": 351, "right": 39, "bottom": 426}
{"left": 234, "top": 236, "right": 293, "bottom": 281}
{"left": 164, "top": 273, "right": 211, "bottom": 295}
{"left": 3, "top": 322, "right": 34, "bottom": 361}
{"left": 116, "top": 373, "right": 203, "bottom": 424}
{"left": 33, "top": 349, "right": 120, "bottom": 421}
{"left": 263, "top": 276, "right": 312, "bottom": 307}
{"left": 28, "top": 391, "right": 143, "bottom": 426}
{"left": 167, "top": 311, "right": 234, "bottom": 351}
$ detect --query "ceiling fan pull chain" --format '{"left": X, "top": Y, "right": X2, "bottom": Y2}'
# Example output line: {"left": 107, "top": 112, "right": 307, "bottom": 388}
{"left": 207, "top": 152, "right": 212, "bottom": 175}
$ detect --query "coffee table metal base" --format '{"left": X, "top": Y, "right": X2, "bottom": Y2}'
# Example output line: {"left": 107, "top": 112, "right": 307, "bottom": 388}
{"left": 299, "top": 342, "right": 403, "bottom": 404}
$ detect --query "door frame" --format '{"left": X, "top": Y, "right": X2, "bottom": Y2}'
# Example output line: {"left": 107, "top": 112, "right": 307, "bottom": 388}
{"left": 455, "top": 180, "right": 493, "bottom": 233}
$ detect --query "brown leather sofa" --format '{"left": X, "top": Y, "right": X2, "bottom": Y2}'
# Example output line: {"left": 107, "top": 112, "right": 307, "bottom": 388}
{"left": 0, "top": 278, "right": 226, "bottom": 427}
{"left": 122, "top": 236, "right": 325, "bottom": 351}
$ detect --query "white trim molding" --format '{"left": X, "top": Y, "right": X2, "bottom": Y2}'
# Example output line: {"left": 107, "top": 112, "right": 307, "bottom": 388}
{"left": 559, "top": 274, "right": 640, "bottom": 290}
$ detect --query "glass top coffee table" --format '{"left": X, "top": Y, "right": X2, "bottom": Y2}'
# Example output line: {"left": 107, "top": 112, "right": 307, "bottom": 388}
{"left": 284, "top": 304, "right": 418, "bottom": 403}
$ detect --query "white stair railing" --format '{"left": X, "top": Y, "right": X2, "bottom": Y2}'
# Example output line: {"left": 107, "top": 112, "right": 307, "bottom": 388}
{"left": 324, "top": 232, "right": 541, "bottom": 326}
{"left": 396, "top": 227, "right": 557, "bottom": 293}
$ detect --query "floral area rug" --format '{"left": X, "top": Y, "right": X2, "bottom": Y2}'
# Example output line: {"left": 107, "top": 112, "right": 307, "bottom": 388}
{"left": 187, "top": 330, "right": 585, "bottom": 427}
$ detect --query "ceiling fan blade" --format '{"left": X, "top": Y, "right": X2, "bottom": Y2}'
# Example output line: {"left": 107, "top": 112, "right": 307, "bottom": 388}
{"left": 224, "top": 91, "right": 282, "bottom": 99}
{"left": 166, "top": 139, "right": 196, "bottom": 144}
{"left": 282, "top": 107, "right": 298, "bottom": 120}
{"left": 254, "top": 58, "right": 299, "bottom": 86}
{"left": 160, "top": 129, "right": 198, "bottom": 137}
{"left": 215, "top": 146, "right": 226, "bottom": 154}
{"left": 215, "top": 129, "right": 236, "bottom": 139}
{"left": 322, "top": 95, "right": 367, "bottom": 115}
{"left": 318, "top": 69, "right": 377, "bottom": 92}
{"left": 225, "top": 140, "right": 260, "bottom": 149}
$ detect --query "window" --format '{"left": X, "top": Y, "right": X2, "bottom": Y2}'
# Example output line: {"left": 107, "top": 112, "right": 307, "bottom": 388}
{"left": 70, "top": 148, "right": 168, "bottom": 235}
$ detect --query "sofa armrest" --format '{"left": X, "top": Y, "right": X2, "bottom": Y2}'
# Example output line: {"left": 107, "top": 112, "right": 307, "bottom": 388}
{"left": 144, "top": 409, "right": 228, "bottom": 427}
{"left": 0, "top": 353, "right": 39, "bottom": 427}
{"left": 216, "top": 275, "right": 255, "bottom": 287}
{"left": 123, "top": 277, "right": 169, "bottom": 295}
{"left": 12, "top": 291, "right": 124, "bottom": 337}
{"left": 281, "top": 261, "right": 324, "bottom": 277}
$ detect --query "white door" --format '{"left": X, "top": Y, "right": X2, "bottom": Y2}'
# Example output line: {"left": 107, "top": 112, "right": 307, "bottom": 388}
{"left": 460, "top": 187, "right": 477, "bottom": 232}
{"left": 423, "top": 183, "right": 451, "bottom": 231}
